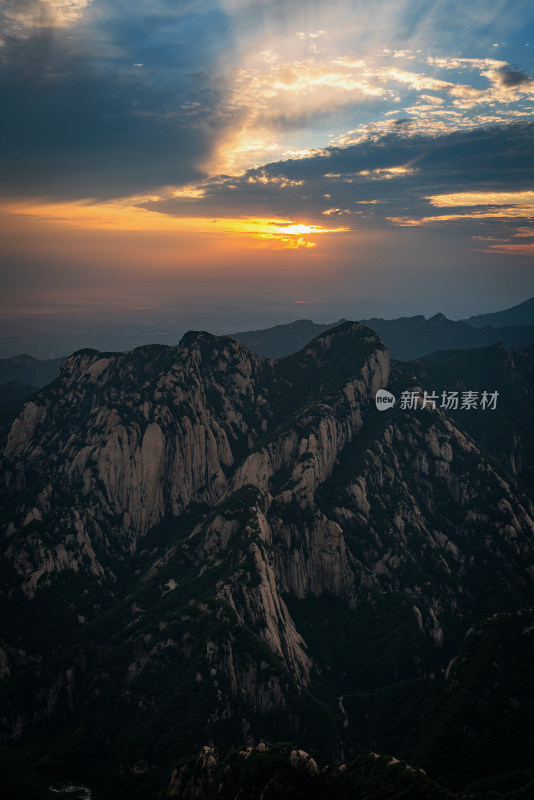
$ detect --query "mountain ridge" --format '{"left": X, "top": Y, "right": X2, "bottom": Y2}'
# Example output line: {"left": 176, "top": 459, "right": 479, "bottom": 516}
{"left": 463, "top": 297, "right": 534, "bottom": 328}
{"left": 1, "top": 321, "right": 534, "bottom": 798}
{"left": 2, "top": 298, "right": 533, "bottom": 389}
{"left": 231, "top": 312, "right": 534, "bottom": 361}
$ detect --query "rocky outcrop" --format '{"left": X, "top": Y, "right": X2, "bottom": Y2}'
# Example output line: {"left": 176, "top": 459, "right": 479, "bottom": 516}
{"left": 166, "top": 744, "right": 454, "bottom": 800}
{"left": 1, "top": 324, "right": 534, "bottom": 799}
{"left": 0, "top": 324, "right": 388, "bottom": 601}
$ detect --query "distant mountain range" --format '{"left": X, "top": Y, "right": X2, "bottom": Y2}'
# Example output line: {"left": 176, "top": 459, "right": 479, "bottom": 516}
{"left": 0, "top": 353, "right": 65, "bottom": 389}
{"left": 0, "top": 380, "right": 40, "bottom": 423}
{"left": 1, "top": 299, "right": 533, "bottom": 396}
{"left": 357, "top": 314, "right": 534, "bottom": 360}
{"left": 0, "top": 355, "right": 65, "bottom": 416}
{"left": 463, "top": 296, "right": 534, "bottom": 328}
{"left": 231, "top": 297, "right": 534, "bottom": 361}
{"left": 230, "top": 318, "right": 344, "bottom": 360}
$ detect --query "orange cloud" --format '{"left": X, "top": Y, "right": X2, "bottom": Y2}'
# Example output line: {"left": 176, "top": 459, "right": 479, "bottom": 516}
{"left": 479, "top": 242, "right": 534, "bottom": 256}
{"left": 390, "top": 209, "right": 534, "bottom": 226}
{"left": 389, "top": 190, "right": 534, "bottom": 229}
{"left": 0, "top": 198, "right": 347, "bottom": 249}
{"left": 427, "top": 190, "right": 534, "bottom": 207}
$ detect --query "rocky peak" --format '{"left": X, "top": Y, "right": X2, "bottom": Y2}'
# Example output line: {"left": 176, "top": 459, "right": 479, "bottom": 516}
{"left": 1, "top": 325, "right": 534, "bottom": 798}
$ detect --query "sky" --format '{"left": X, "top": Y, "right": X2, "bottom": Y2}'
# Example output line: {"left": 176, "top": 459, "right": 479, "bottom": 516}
{"left": 1, "top": 0, "right": 534, "bottom": 353}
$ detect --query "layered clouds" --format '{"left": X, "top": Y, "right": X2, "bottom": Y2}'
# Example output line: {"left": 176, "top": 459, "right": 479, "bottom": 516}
{"left": 0, "top": 0, "right": 234, "bottom": 197}
{"left": 1, "top": 0, "right": 533, "bottom": 320}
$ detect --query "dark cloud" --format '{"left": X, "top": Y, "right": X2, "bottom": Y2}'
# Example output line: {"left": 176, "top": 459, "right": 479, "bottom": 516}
{"left": 0, "top": 0, "right": 237, "bottom": 199}
{"left": 496, "top": 67, "right": 532, "bottom": 88}
{"left": 2, "top": 0, "right": 533, "bottom": 208}
{"left": 143, "top": 122, "right": 534, "bottom": 225}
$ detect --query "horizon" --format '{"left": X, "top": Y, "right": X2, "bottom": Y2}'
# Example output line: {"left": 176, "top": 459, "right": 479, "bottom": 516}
{"left": 1, "top": 294, "right": 532, "bottom": 361}
{"left": 1, "top": 1, "right": 534, "bottom": 341}
{"left": 1, "top": 4, "right": 534, "bottom": 788}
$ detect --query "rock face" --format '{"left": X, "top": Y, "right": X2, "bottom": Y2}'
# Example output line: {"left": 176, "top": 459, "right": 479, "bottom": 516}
{"left": 409, "top": 343, "right": 534, "bottom": 493}
{"left": 166, "top": 743, "right": 458, "bottom": 800}
{"left": 1, "top": 322, "right": 534, "bottom": 798}
{"left": 1, "top": 324, "right": 387, "bottom": 601}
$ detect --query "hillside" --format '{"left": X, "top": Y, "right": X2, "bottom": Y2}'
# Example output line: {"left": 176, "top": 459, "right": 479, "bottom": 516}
{"left": 464, "top": 297, "right": 534, "bottom": 328}
{"left": 1, "top": 323, "right": 534, "bottom": 798}
{"left": 230, "top": 311, "right": 534, "bottom": 361}
{"left": 0, "top": 354, "right": 65, "bottom": 389}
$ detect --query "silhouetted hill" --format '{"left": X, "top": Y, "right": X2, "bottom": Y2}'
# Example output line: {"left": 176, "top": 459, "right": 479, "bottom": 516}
{"left": 0, "top": 379, "right": 37, "bottom": 407}
{"left": 0, "top": 353, "right": 65, "bottom": 388}
{"left": 230, "top": 318, "right": 345, "bottom": 358}
{"left": 360, "top": 314, "right": 534, "bottom": 360}
{"left": 463, "top": 297, "right": 534, "bottom": 328}
{"left": 231, "top": 312, "right": 534, "bottom": 360}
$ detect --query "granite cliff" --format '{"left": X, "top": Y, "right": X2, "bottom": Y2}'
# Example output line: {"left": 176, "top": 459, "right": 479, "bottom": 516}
{"left": 1, "top": 322, "right": 533, "bottom": 798}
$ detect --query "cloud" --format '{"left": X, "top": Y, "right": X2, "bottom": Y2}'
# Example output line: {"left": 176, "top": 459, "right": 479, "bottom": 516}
{"left": 0, "top": 0, "right": 237, "bottom": 199}
{"left": 491, "top": 67, "right": 533, "bottom": 88}
{"left": 208, "top": 53, "right": 394, "bottom": 173}
{"left": 427, "top": 190, "right": 534, "bottom": 207}
{"left": 0, "top": 0, "right": 92, "bottom": 41}
{"left": 427, "top": 56, "right": 507, "bottom": 71}
{"left": 404, "top": 189, "right": 534, "bottom": 230}
{"left": 21, "top": 120, "right": 534, "bottom": 249}
{"left": 1, "top": 196, "right": 348, "bottom": 249}
{"left": 377, "top": 66, "right": 451, "bottom": 92}
{"left": 209, "top": 44, "right": 534, "bottom": 174}
{"left": 385, "top": 163, "right": 534, "bottom": 238}
{"left": 482, "top": 242, "right": 534, "bottom": 255}
{"left": 115, "top": 120, "right": 532, "bottom": 262}
{"left": 1, "top": 0, "right": 534, "bottom": 203}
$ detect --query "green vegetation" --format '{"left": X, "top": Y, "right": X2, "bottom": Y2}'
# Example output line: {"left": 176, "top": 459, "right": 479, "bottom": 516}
{"left": 163, "top": 743, "right": 534, "bottom": 800}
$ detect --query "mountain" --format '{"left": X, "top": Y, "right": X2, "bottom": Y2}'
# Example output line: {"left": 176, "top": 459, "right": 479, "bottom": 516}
{"left": 359, "top": 314, "right": 534, "bottom": 360}
{"left": 230, "top": 319, "right": 345, "bottom": 359}
{"left": 410, "top": 343, "right": 534, "bottom": 492}
{"left": 1, "top": 323, "right": 534, "bottom": 798}
{"left": 414, "top": 607, "right": 534, "bottom": 792}
{"left": 230, "top": 312, "right": 534, "bottom": 361}
{"left": 0, "top": 354, "right": 65, "bottom": 389}
{"left": 0, "top": 380, "right": 38, "bottom": 412}
{"left": 169, "top": 744, "right": 530, "bottom": 799}
{"left": 463, "top": 297, "right": 534, "bottom": 328}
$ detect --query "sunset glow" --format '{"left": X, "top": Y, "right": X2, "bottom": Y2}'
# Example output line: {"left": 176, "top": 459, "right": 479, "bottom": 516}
{"left": 1, "top": 200, "right": 347, "bottom": 248}
{"left": 0, "top": 0, "right": 533, "bottom": 340}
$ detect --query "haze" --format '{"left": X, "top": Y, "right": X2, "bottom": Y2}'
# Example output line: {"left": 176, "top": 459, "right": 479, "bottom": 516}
{"left": 1, "top": 0, "right": 534, "bottom": 356}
